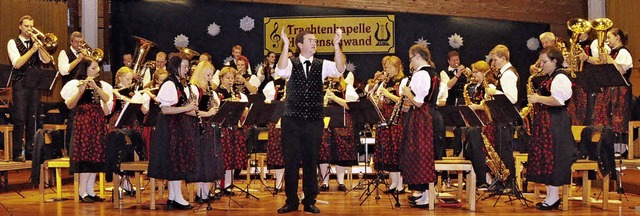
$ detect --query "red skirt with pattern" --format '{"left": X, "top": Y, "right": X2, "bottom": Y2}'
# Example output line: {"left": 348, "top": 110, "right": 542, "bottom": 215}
{"left": 72, "top": 103, "right": 108, "bottom": 164}
{"left": 399, "top": 105, "right": 437, "bottom": 185}
{"left": 147, "top": 113, "right": 199, "bottom": 180}
{"left": 374, "top": 102, "right": 403, "bottom": 171}
{"left": 567, "top": 84, "right": 588, "bottom": 125}
{"left": 593, "top": 86, "right": 631, "bottom": 133}
{"left": 221, "top": 126, "right": 247, "bottom": 170}
{"left": 266, "top": 123, "right": 285, "bottom": 169}
{"left": 318, "top": 113, "right": 358, "bottom": 166}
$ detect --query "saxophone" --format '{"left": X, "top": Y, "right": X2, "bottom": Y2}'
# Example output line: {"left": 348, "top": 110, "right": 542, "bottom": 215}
{"left": 463, "top": 82, "right": 473, "bottom": 106}
{"left": 482, "top": 133, "right": 510, "bottom": 183}
{"left": 519, "top": 69, "right": 540, "bottom": 135}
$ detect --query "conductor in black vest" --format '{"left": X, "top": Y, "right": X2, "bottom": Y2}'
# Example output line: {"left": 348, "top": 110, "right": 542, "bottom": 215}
{"left": 275, "top": 28, "right": 345, "bottom": 214}
{"left": 6, "top": 15, "right": 51, "bottom": 161}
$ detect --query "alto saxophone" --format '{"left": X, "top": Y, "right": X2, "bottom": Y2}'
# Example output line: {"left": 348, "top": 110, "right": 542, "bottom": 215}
{"left": 520, "top": 69, "right": 540, "bottom": 135}
{"left": 482, "top": 133, "right": 510, "bottom": 183}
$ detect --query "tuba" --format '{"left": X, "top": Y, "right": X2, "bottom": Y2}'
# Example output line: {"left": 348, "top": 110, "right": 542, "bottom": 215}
{"left": 591, "top": 18, "right": 613, "bottom": 57}
{"left": 178, "top": 47, "right": 200, "bottom": 60}
{"left": 567, "top": 18, "right": 592, "bottom": 74}
{"left": 132, "top": 36, "right": 156, "bottom": 88}
{"left": 79, "top": 42, "right": 104, "bottom": 62}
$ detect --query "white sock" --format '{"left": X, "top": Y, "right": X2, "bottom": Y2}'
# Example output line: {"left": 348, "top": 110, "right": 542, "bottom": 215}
{"left": 319, "top": 163, "right": 330, "bottom": 185}
{"left": 336, "top": 166, "right": 346, "bottom": 185}
{"left": 224, "top": 170, "right": 233, "bottom": 189}
{"left": 396, "top": 174, "right": 404, "bottom": 191}
{"left": 274, "top": 169, "right": 284, "bottom": 189}
{"left": 171, "top": 181, "right": 188, "bottom": 205}
{"left": 388, "top": 172, "right": 398, "bottom": 189}
{"left": 545, "top": 185, "right": 559, "bottom": 205}
{"left": 415, "top": 189, "right": 429, "bottom": 205}
{"left": 486, "top": 173, "right": 493, "bottom": 184}
{"left": 200, "top": 182, "right": 211, "bottom": 198}
{"left": 86, "top": 173, "right": 97, "bottom": 196}
{"left": 78, "top": 173, "right": 90, "bottom": 198}
{"left": 168, "top": 181, "right": 175, "bottom": 201}
{"left": 121, "top": 176, "right": 132, "bottom": 191}
{"left": 412, "top": 191, "right": 422, "bottom": 197}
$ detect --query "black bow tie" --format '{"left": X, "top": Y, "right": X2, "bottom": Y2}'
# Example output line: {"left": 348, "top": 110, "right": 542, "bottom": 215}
{"left": 24, "top": 40, "right": 32, "bottom": 48}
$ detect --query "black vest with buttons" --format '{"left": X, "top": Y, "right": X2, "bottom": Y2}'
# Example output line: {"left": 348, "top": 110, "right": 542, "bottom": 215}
{"left": 13, "top": 38, "right": 41, "bottom": 77}
{"left": 445, "top": 68, "right": 466, "bottom": 105}
{"left": 64, "top": 48, "right": 79, "bottom": 84}
{"left": 283, "top": 57, "right": 324, "bottom": 120}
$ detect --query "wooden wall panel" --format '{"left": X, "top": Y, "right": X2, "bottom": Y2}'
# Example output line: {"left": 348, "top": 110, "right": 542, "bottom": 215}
{"left": 606, "top": 0, "right": 640, "bottom": 95}
{"left": 0, "top": 0, "right": 68, "bottom": 66}
{"left": 230, "top": 0, "right": 587, "bottom": 39}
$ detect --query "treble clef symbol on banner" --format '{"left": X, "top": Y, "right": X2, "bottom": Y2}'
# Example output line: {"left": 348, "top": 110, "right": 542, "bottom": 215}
{"left": 269, "top": 22, "right": 281, "bottom": 48}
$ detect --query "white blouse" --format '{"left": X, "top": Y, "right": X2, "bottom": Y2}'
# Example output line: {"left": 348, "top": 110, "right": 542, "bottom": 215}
{"left": 549, "top": 73, "right": 573, "bottom": 106}
{"left": 60, "top": 79, "right": 114, "bottom": 115}
{"left": 156, "top": 80, "right": 200, "bottom": 107}
{"left": 408, "top": 64, "right": 432, "bottom": 104}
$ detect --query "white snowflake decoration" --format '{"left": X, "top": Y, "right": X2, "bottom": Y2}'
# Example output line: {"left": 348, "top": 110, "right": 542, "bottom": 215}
{"left": 346, "top": 62, "right": 356, "bottom": 72}
{"left": 526, "top": 37, "right": 540, "bottom": 51}
{"left": 254, "top": 63, "right": 264, "bottom": 73}
{"left": 174, "top": 34, "right": 189, "bottom": 48}
{"left": 448, "top": 33, "right": 464, "bottom": 49}
{"left": 207, "top": 22, "right": 221, "bottom": 37}
{"left": 223, "top": 55, "right": 234, "bottom": 65}
{"left": 239, "top": 16, "right": 255, "bottom": 32}
{"left": 414, "top": 37, "right": 431, "bottom": 47}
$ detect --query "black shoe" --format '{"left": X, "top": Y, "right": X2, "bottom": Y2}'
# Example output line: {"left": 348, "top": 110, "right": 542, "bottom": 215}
{"left": 194, "top": 195, "right": 209, "bottom": 204}
{"left": 221, "top": 188, "right": 235, "bottom": 196}
{"left": 318, "top": 184, "right": 329, "bottom": 191}
{"left": 395, "top": 188, "right": 406, "bottom": 194}
{"left": 124, "top": 189, "right": 136, "bottom": 197}
{"left": 277, "top": 204, "right": 298, "bottom": 213}
{"left": 166, "top": 199, "right": 174, "bottom": 206}
{"left": 79, "top": 195, "right": 94, "bottom": 203}
{"left": 536, "top": 199, "right": 561, "bottom": 210}
{"left": 303, "top": 204, "right": 320, "bottom": 214}
{"left": 12, "top": 155, "right": 25, "bottom": 162}
{"left": 410, "top": 203, "right": 428, "bottom": 209}
{"left": 383, "top": 187, "right": 396, "bottom": 194}
{"left": 274, "top": 188, "right": 283, "bottom": 193}
{"left": 337, "top": 184, "right": 347, "bottom": 191}
{"left": 171, "top": 201, "right": 194, "bottom": 210}
{"left": 209, "top": 193, "right": 222, "bottom": 200}
{"left": 88, "top": 195, "right": 105, "bottom": 202}
{"left": 408, "top": 195, "right": 422, "bottom": 201}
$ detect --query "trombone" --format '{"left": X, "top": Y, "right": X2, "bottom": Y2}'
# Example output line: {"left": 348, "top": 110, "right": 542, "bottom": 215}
{"left": 79, "top": 43, "right": 104, "bottom": 62}
{"left": 30, "top": 27, "right": 57, "bottom": 66}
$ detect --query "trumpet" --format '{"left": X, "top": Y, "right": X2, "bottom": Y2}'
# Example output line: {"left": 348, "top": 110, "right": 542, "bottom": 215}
{"left": 30, "top": 27, "right": 57, "bottom": 65}
{"left": 79, "top": 42, "right": 104, "bottom": 62}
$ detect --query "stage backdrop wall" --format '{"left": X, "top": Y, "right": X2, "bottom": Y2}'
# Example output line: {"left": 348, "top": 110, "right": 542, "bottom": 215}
{"left": 111, "top": 0, "right": 548, "bottom": 104}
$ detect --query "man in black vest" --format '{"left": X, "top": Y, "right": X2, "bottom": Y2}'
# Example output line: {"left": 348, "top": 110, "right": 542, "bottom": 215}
{"left": 275, "top": 28, "right": 345, "bottom": 214}
{"left": 7, "top": 15, "right": 51, "bottom": 161}
{"left": 58, "top": 31, "right": 86, "bottom": 86}
{"left": 441, "top": 50, "right": 468, "bottom": 106}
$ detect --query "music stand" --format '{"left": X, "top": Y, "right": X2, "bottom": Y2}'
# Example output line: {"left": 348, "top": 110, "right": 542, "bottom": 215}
{"left": 210, "top": 101, "right": 253, "bottom": 206}
{"left": 458, "top": 106, "right": 486, "bottom": 128}
{"left": 142, "top": 103, "right": 160, "bottom": 127}
{"left": 483, "top": 94, "right": 530, "bottom": 207}
{"left": 114, "top": 102, "right": 143, "bottom": 128}
{"left": 577, "top": 64, "right": 629, "bottom": 94}
{"left": 345, "top": 100, "right": 400, "bottom": 208}
{"left": 24, "top": 68, "right": 57, "bottom": 91}
{"left": 240, "top": 101, "right": 278, "bottom": 197}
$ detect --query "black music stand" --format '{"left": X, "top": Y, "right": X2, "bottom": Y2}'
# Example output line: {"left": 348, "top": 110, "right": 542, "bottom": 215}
{"left": 577, "top": 64, "right": 629, "bottom": 94}
{"left": 458, "top": 106, "right": 486, "bottom": 128}
{"left": 240, "top": 101, "right": 278, "bottom": 197}
{"left": 211, "top": 101, "right": 253, "bottom": 207}
{"left": 114, "top": 102, "right": 142, "bottom": 128}
{"left": 25, "top": 68, "right": 57, "bottom": 91}
{"left": 483, "top": 94, "right": 530, "bottom": 207}
{"left": 345, "top": 100, "right": 400, "bottom": 208}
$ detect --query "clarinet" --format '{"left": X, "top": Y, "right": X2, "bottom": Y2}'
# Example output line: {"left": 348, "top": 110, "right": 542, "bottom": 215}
{"left": 188, "top": 83, "right": 206, "bottom": 135}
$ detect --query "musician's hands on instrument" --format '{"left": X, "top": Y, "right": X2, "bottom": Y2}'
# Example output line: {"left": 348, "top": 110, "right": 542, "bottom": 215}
{"left": 186, "top": 100, "right": 198, "bottom": 111}
{"left": 325, "top": 90, "right": 336, "bottom": 101}
{"left": 578, "top": 51, "right": 589, "bottom": 61}
{"left": 527, "top": 93, "right": 540, "bottom": 104}
{"left": 401, "top": 86, "right": 411, "bottom": 97}
{"left": 377, "top": 87, "right": 390, "bottom": 98}
{"left": 86, "top": 76, "right": 98, "bottom": 89}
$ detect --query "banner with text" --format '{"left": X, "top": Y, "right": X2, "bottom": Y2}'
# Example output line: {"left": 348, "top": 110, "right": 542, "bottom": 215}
{"left": 264, "top": 15, "right": 395, "bottom": 55}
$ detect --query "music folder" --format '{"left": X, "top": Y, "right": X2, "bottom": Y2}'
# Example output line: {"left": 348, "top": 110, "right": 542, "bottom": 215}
{"left": 438, "top": 106, "right": 467, "bottom": 127}
{"left": 324, "top": 105, "right": 345, "bottom": 128}
{"left": 346, "top": 99, "right": 382, "bottom": 126}
{"left": 243, "top": 101, "right": 279, "bottom": 126}
{"left": 458, "top": 106, "right": 485, "bottom": 127}
{"left": 577, "top": 64, "right": 629, "bottom": 93}
{"left": 484, "top": 94, "right": 523, "bottom": 126}
{"left": 25, "top": 68, "right": 57, "bottom": 90}
{"left": 212, "top": 101, "right": 249, "bottom": 127}
{"left": 114, "top": 102, "right": 142, "bottom": 128}
{"left": 142, "top": 102, "right": 160, "bottom": 126}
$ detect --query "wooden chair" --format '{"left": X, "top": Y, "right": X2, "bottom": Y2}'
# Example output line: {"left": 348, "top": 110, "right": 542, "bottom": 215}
{"left": 114, "top": 161, "right": 156, "bottom": 210}
{"left": 430, "top": 158, "right": 476, "bottom": 211}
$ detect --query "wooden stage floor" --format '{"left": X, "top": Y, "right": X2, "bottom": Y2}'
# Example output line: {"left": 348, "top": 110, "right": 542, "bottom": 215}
{"left": 0, "top": 168, "right": 639, "bottom": 215}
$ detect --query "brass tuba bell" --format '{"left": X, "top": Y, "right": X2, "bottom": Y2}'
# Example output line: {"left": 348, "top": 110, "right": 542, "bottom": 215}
{"left": 131, "top": 36, "right": 156, "bottom": 89}
{"left": 567, "top": 18, "right": 592, "bottom": 73}
{"left": 177, "top": 47, "right": 200, "bottom": 60}
{"left": 590, "top": 18, "right": 613, "bottom": 57}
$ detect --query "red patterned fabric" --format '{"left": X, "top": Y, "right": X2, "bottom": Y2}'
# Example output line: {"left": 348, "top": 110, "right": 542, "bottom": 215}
{"left": 399, "top": 105, "right": 436, "bottom": 185}
{"left": 593, "top": 86, "right": 630, "bottom": 133}
{"left": 318, "top": 128, "right": 332, "bottom": 163}
{"left": 220, "top": 127, "right": 247, "bottom": 170}
{"left": 165, "top": 114, "right": 199, "bottom": 174}
{"left": 567, "top": 84, "right": 588, "bottom": 125}
{"left": 374, "top": 102, "right": 403, "bottom": 171}
{"left": 526, "top": 104, "right": 554, "bottom": 178}
{"left": 142, "top": 126, "right": 153, "bottom": 159}
{"left": 73, "top": 103, "right": 108, "bottom": 163}
{"left": 266, "top": 123, "right": 285, "bottom": 169}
